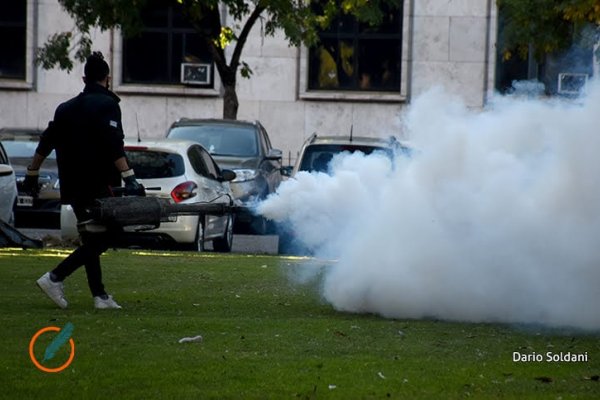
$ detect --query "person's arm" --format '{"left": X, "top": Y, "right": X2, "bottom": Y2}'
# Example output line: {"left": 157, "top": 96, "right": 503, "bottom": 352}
{"left": 30, "top": 118, "right": 59, "bottom": 171}
{"left": 22, "top": 152, "right": 46, "bottom": 196}
{"left": 100, "top": 99, "right": 143, "bottom": 195}
{"left": 28, "top": 152, "right": 46, "bottom": 171}
{"left": 103, "top": 101, "right": 127, "bottom": 163}
{"left": 114, "top": 156, "right": 130, "bottom": 173}
{"left": 22, "top": 121, "right": 56, "bottom": 195}
{"left": 115, "top": 156, "right": 145, "bottom": 196}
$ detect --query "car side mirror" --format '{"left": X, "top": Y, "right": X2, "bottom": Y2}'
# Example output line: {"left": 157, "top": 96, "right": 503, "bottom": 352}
{"left": 280, "top": 166, "right": 293, "bottom": 177}
{"left": 266, "top": 148, "right": 283, "bottom": 160}
{"left": 220, "top": 169, "right": 237, "bottom": 182}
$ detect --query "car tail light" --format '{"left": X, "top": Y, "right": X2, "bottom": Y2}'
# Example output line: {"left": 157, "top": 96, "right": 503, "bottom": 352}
{"left": 171, "top": 181, "right": 197, "bottom": 203}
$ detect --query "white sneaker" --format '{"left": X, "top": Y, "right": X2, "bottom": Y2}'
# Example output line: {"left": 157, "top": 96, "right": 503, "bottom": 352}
{"left": 94, "top": 295, "right": 122, "bottom": 309}
{"left": 36, "top": 272, "right": 68, "bottom": 309}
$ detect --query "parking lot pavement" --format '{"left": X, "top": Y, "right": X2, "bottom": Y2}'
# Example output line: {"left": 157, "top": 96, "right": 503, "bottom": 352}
{"left": 19, "top": 229, "right": 58, "bottom": 242}
{"left": 213, "top": 234, "right": 279, "bottom": 255}
{"left": 18, "top": 229, "right": 279, "bottom": 255}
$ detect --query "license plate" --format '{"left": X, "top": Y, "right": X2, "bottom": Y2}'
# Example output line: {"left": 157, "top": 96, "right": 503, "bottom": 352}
{"left": 17, "top": 195, "right": 33, "bottom": 207}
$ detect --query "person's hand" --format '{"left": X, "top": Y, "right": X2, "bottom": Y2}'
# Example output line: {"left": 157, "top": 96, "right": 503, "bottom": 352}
{"left": 21, "top": 167, "right": 40, "bottom": 197}
{"left": 122, "top": 169, "right": 146, "bottom": 196}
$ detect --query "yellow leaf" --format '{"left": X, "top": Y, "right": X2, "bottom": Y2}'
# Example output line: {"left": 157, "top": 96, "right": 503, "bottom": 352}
{"left": 217, "top": 27, "right": 234, "bottom": 49}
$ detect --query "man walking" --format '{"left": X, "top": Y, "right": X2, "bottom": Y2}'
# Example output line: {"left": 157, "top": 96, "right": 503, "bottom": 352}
{"left": 23, "top": 52, "right": 144, "bottom": 309}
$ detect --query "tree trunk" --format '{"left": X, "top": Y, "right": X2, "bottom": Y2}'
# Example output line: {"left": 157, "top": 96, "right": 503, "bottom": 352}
{"left": 222, "top": 83, "right": 238, "bottom": 120}
{"left": 207, "top": 40, "right": 238, "bottom": 120}
{"left": 199, "top": 3, "right": 266, "bottom": 120}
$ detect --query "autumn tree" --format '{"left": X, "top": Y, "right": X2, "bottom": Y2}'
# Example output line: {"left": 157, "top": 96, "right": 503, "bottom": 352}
{"left": 37, "top": 0, "right": 400, "bottom": 120}
{"left": 496, "top": 0, "right": 600, "bottom": 61}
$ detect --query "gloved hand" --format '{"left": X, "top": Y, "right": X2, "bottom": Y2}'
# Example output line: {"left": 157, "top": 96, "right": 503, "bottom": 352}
{"left": 122, "top": 169, "right": 146, "bottom": 197}
{"left": 21, "top": 167, "right": 40, "bottom": 197}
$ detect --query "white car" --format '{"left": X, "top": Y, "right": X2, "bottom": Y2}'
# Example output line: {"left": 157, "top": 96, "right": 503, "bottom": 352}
{"left": 0, "top": 141, "right": 17, "bottom": 225}
{"left": 61, "top": 139, "right": 237, "bottom": 252}
{"left": 0, "top": 128, "right": 61, "bottom": 229}
{"left": 166, "top": 118, "right": 284, "bottom": 234}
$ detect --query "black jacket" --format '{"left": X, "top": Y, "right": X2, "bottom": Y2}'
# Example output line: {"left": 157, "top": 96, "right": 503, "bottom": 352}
{"left": 37, "top": 83, "right": 126, "bottom": 205}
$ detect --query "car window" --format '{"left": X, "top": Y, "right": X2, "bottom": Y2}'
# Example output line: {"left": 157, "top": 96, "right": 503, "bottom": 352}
{"left": 187, "top": 145, "right": 212, "bottom": 179}
{"left": 168, "top": 124, "right": 258, "bottom": 157}
{"left": 198, "top": 147, "right": 220, "bottom": 180}
{"left": 125, "top": 150, "right": 185, "bottom": 179}
{"left": 0, "top": 143, "right": 9, "bottom": 165}
{"left": 2, "top": 140, "right": 57, "bottom": 160}
{"left": 299, "top": 144, "right": 393, "bottom": 172}
{"left": 258, "top": 125, "right": 270, "bottom": 153}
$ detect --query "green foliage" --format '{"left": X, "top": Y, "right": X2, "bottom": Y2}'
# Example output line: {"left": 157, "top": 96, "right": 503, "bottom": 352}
{"left": 38, "top": 0, "right": 401, "bottom": 71}
{"left": 558, "top": 0, "right": 600, "bottom": 24}
{"left": 35, "top": 32, "right": 74, "bottom": 71}
{"left": 37, "top": 0, "right": 401, "bottom": 118}
{"left": 240, "top": 61, "right": 253, "bottom": 78}
{"left": 36, "top": 0, "right": 147, "bottom": 70}
{"left": 59, "top": 0, "right": 146, "bottom": 34}
{"left": 216, "top": 26, "right": 236, "bottom": 49}
{"left": 497, "top": 0, "right": 600, "bottom": 61}
{"left": 1, "top": 248, "right": 599, "bottom": 399}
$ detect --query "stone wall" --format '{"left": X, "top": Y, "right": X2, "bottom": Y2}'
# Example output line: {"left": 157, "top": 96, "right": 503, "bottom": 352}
{"left": 0, "top": 0, "right": 497, "bottom": 166}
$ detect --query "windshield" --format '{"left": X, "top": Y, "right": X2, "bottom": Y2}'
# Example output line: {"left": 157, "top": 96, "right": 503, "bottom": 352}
{"left": 168, "top": 125, "right": 258, "bottom": 157}
{"left": 299, "top": 144, "right": 393, "bottom": 172}
{"left": 3, "top": 140, "right": 56, "bottom": 159}
{"left": 125, "top": 150, "right": 185, "bottom": 179}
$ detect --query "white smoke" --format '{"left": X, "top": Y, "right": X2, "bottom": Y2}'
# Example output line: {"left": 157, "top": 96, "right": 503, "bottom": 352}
{"left": 258, "top": 82, "right": 600, "bottom": 330}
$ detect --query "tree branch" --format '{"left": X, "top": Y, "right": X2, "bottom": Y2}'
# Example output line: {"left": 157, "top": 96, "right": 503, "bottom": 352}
{"left": 230, "top": 4, "right": 266, "bottom": 71}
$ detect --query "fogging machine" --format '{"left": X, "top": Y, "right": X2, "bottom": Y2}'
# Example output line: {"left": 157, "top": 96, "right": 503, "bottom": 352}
{"left": 79, "top": 195, "right": 242, "bottom": 233}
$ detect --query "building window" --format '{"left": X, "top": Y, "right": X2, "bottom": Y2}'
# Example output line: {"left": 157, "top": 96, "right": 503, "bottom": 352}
{"left": 495, "top": 7, "right": 596, "bottom": 96}
{"left": 122, "top": 0, "right": 213, "bottom": 87}
{"left": 308, "top": 3, "right": 403, "bottom": 92}
{"left": 0, "top": 1, "right": 26, "bottom": 80}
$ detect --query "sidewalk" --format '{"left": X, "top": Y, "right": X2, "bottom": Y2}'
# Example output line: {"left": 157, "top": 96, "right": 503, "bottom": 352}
{"left": 18, "top": 228, "right": 279, "bottom": 254}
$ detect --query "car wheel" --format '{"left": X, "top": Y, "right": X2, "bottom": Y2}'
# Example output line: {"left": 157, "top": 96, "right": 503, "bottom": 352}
{"left": 184, "top": 217, "right": 205, "bottom": 252}
{"left": 8, "top": 199, "right": 15, "bottom": 226}
{"left": 213, "top": 214, "right": 234, "bottom": 253}
{"left": 250, "top": 189, "right": 272, "bottom": 235}
{"left": 250, "top": 216, "right": 268, "bottom": 235}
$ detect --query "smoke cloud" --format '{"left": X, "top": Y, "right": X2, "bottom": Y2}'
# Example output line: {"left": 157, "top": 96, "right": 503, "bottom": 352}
{"left": 258, "top": 82, "right": 600, "bottom": 330}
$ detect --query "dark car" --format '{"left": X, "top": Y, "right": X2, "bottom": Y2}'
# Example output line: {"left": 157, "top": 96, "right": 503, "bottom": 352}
{"left": 166, "top": 118, "right": 283, "bottom": 234}
{"left": 0, "top": 128, "right": 60, "bottom": 229}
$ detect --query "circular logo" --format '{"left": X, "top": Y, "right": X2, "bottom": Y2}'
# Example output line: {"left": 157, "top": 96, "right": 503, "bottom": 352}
{"left": 29, "top": 326, "right": 75, "bottom": 373}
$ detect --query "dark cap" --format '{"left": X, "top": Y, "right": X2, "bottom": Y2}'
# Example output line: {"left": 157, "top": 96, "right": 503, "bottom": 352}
{"left": 84, "top": 51, "right": 110, "bottom": 82}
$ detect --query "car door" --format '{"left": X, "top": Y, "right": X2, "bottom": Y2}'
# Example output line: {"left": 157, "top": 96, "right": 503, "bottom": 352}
{"left": 257, "top": 125, "right": 282, "bottom": 194}
{"left": 187, "top": 145, "right": 230, "bottom": 238}
{"left": 0, "top": 142, "right": 17, "bottom": 224}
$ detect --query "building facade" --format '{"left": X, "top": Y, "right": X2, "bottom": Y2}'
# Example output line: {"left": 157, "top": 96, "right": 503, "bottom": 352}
{"left": 1, "top": 0, "right": 588, "bottom": 166}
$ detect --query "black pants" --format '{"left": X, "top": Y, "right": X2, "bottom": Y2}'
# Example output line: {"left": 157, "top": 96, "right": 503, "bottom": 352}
{"left": 51, "top": 203, "right": 112, "bottom": 297}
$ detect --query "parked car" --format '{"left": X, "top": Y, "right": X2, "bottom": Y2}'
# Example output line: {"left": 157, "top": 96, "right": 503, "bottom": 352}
{"left": 0, "top": 140, "right": 17, "bottom": 225}
{"left": 291, "top": 133, "right": 411, "bottom": 176}
{"left": 62, "top": 139, "right": 237, "bottom": 252}
{"left": 0, "top": 128, "right": 60, "bottom": 229}
{"left": 278, "top": 133, "right": 411, "bottom": 254}
{"left": 166, "top": 118, "right": 283, "bottom": 234}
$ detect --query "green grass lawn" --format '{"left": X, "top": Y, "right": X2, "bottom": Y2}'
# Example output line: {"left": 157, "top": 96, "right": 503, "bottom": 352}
{"left": 0, "top": 247, "right": 598, "bottom": 399}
